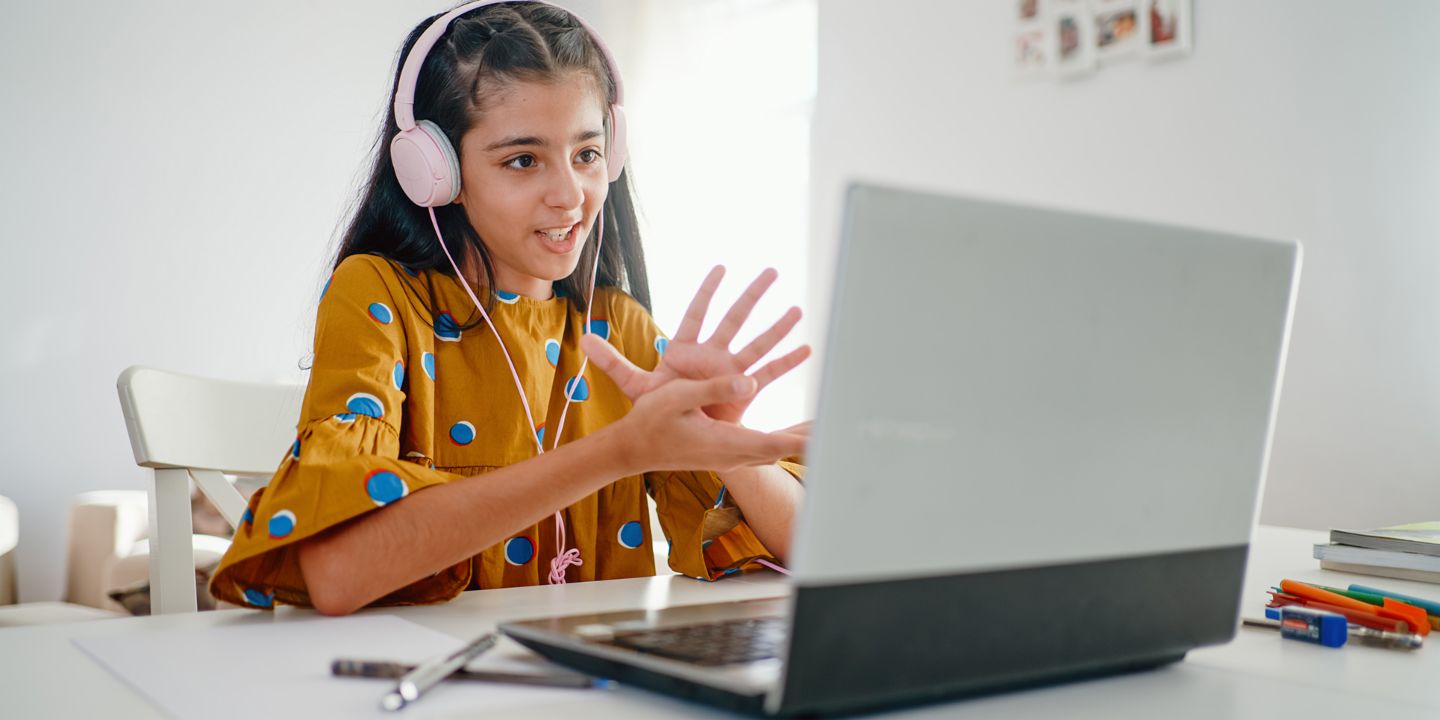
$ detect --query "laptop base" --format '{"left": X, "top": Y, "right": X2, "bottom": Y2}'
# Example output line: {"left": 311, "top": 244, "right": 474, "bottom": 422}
{"left": 773, "top": 544, "right": 1245, "bottom": 716}
{"left": 512, "top": 633, "right": 1185, "bottom": 718}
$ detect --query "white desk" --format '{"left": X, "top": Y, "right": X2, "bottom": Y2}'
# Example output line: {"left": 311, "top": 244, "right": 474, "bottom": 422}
{"left": 3, "top": 526, "right": 1436, "bottom": 718}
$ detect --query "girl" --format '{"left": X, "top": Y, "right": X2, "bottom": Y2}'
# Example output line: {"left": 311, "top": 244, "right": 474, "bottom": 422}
{"left": 209, "top": 1, "right": 810, "bottom": 616}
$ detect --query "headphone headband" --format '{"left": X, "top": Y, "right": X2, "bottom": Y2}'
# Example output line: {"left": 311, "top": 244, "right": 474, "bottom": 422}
{"left": 393, "top": 0, "right": 626, "bottom": 131}
{"left": 389, "top": 0, "right": 629, "bottom": 205}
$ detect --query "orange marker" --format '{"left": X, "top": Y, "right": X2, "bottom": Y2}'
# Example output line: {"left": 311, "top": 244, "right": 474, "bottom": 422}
{"left": 1280, "top": 580, "right": 1430, "bottom": 636}
{"left": 1267, "top": 592, "right": 1411, "bottom": 634}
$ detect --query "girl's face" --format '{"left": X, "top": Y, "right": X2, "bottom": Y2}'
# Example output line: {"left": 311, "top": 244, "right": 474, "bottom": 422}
{"left": 454, "top": 71, "right": 610, "bottom": 300}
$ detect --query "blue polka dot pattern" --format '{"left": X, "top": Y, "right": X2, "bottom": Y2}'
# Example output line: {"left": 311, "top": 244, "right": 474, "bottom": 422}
{"left": 392, "top": 360, "right": 405, "bottom": 390}
{"left": 496, "top": 290, "right": 520, "bottom": 304}
{"left": 450, "top": 420, "right": 476, "bottom": 445}
{"left": 268, "top": 510, "right": 296, "bottom": 539}
{"left": 243, "top": 588, "right": 274, "bottom": 608}
{"left": 320, "top": 276, "right": 332, "bottom": 301}
{"left": 564, "top": 376, "right": 589, "bottom": 402}
{"left": 422, "top": 352, "right": 435, "bottom": 380}
{"left": 334, "top": 413, "right": 357, "bottom": 423}
{"left": 536, "top": 423, "right": 546, "bottom": 446}
{"left": 289, "top": 439, "right": 300, "bottom": 461}
{"left": 655, "top": 337, "right": 669, "bottom": 356}
{"left": 588, "top": 319, "right": 610, "bottom": 340}
{"left": 346, "top": 393, "right": 384, "bottom": 418}
{"left": 241, "top": 507, "right": 254, "bottom": 526}
{"left": 505, "top": 537, "right": 535, "bottom": 565}
{"left": 544, "top": 338, "right": 560, "bottom": 366}
{"left": 402, "top": 265, "right": 419, "bottom": 277}
{"left": 368, "top": 302, "right": 393, "bottom": 324}
{"left": 618, "top": 520, "right": 644, "bottom": 549}
{"left": 364, "top": 469, "right": 408, "bottom": 506}
{"left": 435, "top": 311, "right": 461, "bottom": 342}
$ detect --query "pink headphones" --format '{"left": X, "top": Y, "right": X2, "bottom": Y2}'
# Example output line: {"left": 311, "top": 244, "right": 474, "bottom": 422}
{"left": 389, "top": 0, "right": 629, "bottom": 207}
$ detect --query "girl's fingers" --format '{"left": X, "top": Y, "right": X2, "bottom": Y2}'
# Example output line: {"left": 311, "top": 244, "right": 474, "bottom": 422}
{"left": 709, "top": 268, "right": 778, "bottom": 349}
{"left": 673, "top": 266, "right": 725, "bottom": 343}
{"left": 708, "top": 423, "right": 808, "bottom": 465}
{"left": 580, "top": 334, "right": 645, "bottom": 397}
{"left": 777, "top": 420, "right": 812, "bottom": 438}
{"left": 641, "top": 379, "right": 805, "bottom": 469}
{"left": 657, "top": 374, "right": 757, "bottom": 414}
{"left": 734, "top": 305, "right": 801, "bottom": 369}
{"left": 748, "top": 428, "right": 808, "bottom": 461}
{"left": 751, "top": 345, "right": 812, "bottom": 391}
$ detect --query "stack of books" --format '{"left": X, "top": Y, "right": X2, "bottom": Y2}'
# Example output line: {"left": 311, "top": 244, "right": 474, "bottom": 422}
{"left": 1314, "top": 521, "right": 1440, "bottom": 584}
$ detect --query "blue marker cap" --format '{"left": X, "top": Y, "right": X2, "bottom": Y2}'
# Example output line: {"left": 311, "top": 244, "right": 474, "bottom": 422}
{"left": 1317, "top": 614, "right": 1348, "bottom": 648}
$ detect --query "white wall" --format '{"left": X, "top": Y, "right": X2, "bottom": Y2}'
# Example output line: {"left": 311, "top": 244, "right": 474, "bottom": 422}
{"left": 811, "top": 1, "right": 1440, "bottom": 532}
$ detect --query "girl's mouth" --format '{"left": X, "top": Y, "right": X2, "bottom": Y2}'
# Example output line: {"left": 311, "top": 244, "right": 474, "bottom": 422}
{"left": 536, "top": 223, "right": 579, "bottom": 254}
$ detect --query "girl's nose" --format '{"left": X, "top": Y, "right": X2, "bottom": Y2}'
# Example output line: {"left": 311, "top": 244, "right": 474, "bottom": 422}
{"left": 544, "top": 166, "right": 584, "bottom": 210}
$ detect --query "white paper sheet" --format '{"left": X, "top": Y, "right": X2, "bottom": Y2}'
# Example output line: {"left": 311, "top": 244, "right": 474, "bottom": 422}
{"left": 74, "top": 614, "right": 605, "bottom": 719}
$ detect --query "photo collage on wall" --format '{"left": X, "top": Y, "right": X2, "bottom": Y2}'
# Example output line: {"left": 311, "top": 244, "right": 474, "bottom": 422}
{"left": 1015, "top": 0, "right": 1191, "bottom": 80}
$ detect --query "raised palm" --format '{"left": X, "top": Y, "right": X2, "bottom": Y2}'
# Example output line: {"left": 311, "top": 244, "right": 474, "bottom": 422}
{"left": 580, "top": 266, "right": 810, "bottom": 425}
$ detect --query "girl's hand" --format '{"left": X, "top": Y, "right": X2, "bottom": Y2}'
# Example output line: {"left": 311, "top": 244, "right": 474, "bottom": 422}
{"left": 581, "top": 266, "right": 811, "bottom": 424}
{"left": 611, "top": 374, "right": 808, "bottom": 474}
{"left": 776, "top": 420, "right": 812, "bottom": 440}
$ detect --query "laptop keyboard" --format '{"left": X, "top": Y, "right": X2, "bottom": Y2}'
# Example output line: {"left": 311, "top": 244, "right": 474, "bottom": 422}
{"left": 606, "top": 616, "right": 788, "bottom": 666}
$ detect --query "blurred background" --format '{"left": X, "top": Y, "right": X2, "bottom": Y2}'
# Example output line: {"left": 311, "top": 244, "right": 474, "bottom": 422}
{"left": 1, "top": 0, "right": 1437, "bottom": 605}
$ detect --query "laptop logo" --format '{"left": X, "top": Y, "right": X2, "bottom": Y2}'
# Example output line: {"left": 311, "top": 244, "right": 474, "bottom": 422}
{"left": 858, "top": 419, "right": 957, "bottom": 445}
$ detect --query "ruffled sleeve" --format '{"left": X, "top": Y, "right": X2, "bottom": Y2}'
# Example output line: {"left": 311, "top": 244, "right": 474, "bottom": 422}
{"left": 209, "top": 255, "right": 468, "bottom": 609}
{"left": 647, "top": 460, "right": 805, "bottom": 581}
{"left": 601, "top": 289, "right": 807, "bottom": 580}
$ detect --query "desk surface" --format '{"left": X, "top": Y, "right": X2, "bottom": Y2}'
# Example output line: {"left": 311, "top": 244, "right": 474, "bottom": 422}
{"left": 3, "top": 526, "right": 1436, "bottom": 718}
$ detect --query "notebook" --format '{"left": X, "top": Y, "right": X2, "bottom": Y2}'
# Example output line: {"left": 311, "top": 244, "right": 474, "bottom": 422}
{"left": 1330, "top": 521, "right": 1440, "bottom": 557}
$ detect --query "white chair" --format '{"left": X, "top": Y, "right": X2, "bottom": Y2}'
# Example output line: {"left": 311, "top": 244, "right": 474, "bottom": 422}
{"left": 116, "top": 366, "right": 303, "bottom": 614}
{"left": 0, "top": 495, "right": 17, "bottom": 606}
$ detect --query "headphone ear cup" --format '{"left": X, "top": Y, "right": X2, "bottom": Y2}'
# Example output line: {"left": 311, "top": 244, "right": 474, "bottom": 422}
{"left": 391, "top": 119, "right": 461, "bottom": 207}
{"left": 607, "top": 104, "right": 628, "bottom": 184}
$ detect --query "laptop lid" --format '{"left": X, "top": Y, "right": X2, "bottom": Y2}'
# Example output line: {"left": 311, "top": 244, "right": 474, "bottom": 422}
{"left": 769, "top": 184, "right": 1300, "bottom": 716}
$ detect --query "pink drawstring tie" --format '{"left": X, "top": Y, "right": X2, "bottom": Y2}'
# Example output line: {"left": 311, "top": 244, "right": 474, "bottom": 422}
{"left": 753, "top": 558, "right": 790, "bottom": 576}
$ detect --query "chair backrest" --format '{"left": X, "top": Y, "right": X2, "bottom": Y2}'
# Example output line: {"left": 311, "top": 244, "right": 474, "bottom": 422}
{"left": 118, "top": 366, "right": 304, "bottom": 474}
{"left": 116, "top": 366, "right": 304, "bottom": 613}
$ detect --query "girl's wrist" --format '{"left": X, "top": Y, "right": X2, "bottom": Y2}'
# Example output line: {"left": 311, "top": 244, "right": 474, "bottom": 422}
{"left": 586, "top": 417, "right": 646, "bottom": 478}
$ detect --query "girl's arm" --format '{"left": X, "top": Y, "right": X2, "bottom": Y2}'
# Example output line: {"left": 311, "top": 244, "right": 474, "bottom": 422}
{"left": 713, "top": 463, "right": 804, "bottom": 562}
{"left": 299, "top": 375, "right": 799, "bottom": 616}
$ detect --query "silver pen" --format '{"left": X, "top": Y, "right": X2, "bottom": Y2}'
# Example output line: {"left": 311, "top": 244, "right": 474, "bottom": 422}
{"left": 381, "top": 632, "right": 499, "bottom": 711}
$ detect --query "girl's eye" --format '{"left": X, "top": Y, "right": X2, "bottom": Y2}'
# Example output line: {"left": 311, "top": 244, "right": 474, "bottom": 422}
{"left": 505, "top": 155, "right": 537, "bottom": 170}
{"left": 578, "top": 149, "right": 602, "bottom": 164}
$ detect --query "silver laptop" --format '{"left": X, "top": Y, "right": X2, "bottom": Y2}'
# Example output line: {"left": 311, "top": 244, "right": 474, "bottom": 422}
{"left": 501, "top": 183, "right": 1303, "bottom": 717}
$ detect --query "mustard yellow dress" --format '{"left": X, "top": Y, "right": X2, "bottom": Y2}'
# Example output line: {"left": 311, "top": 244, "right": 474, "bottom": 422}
{"left": 210, "top": 254, "right": 801, "bottom": 610}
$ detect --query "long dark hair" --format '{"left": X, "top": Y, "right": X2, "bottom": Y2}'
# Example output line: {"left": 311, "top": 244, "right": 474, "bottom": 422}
{"left": 334, "top": 2, "right": 650, "bottom": 327}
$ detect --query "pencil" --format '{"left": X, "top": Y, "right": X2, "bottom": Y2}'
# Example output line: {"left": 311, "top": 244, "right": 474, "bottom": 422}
{"left": 331, "top": 659, "right": 605, "bottom": 689}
